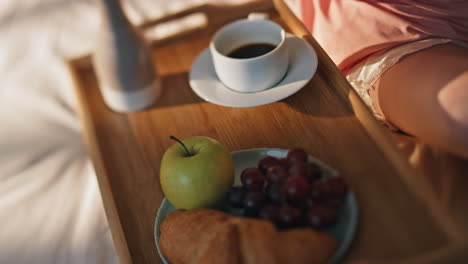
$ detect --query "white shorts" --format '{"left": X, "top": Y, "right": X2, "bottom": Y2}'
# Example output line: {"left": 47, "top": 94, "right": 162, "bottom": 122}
{"left": 346, "top": 38, "right": 467, "bottom": 131}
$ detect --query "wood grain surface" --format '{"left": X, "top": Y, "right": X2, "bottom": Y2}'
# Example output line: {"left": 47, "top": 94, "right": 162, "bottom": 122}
{"left": 67, "top": 1, "right": 465, "bottom": 263}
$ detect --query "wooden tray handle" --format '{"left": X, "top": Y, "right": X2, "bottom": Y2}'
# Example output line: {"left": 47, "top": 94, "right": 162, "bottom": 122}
{"left": 70, "top": 0, "right": 274, "bottom": 68}
{"left": 140, "top": 0, "right": 275, "bottom": 47}
{"left": 139, "top": 0, "right": 274, "bottom": 30}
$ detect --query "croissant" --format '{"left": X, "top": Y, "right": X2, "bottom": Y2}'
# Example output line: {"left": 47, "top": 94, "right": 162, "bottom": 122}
{"left": 159, "top": 209, "right": 336, "bottom": 264}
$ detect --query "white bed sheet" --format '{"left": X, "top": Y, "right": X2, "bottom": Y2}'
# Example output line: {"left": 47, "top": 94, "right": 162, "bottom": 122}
{"left": 0, "top": 0, "right": 249, "bottom": 263}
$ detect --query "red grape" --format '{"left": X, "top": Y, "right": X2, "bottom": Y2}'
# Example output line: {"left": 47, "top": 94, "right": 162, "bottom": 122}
{"left": 278, "top": 158, "right": 290, "bottom": 170}
{"left": 309, "top": 180, "right": 327, "bottom": 201}
{"left": 306, "top": 205, "right": 337, "bottom": 229}
{"left": 283, "top": 176, "right": 310, "bottom": 201}
{"left": 225, "top": 187, "right": 247, "bottom": 208}
{"left": 278, "top": 204, "right": 302, "bottom": 228}
{"left": 258, "top": 156, "right": 282, "bottom": 173}
{"left": 288, "top": 163, "right": 309, "bottom": 177}
{"left": 288, "top": 200, "right": 308, "bottom": 211}
{"left": 241, "top": 167, "right": 265, "bottom": 191}
{"left": 266, "top": 165, "right": 288, "bottom": 184}
{"left": 243, "top": 191, "right": 267, "bottom": 217}
{"left": 289, "top": 162, "right": 321, "bottom": 182}
{"left": 259, "top": 205, "right": 280, "bottom": 223}
{"left": 287, "top": 148, "right": 308, "bottom": 164}
{"left": 230, "top": 149, "right": 344, "bottom": 230}
{"left": 310, "top": 176, "right": 348, "bottom": 201}
{"left": 306, "top": 163, "right": 322, "bottom": 183}
{"left": 326, "top": 176, "right": 348, "bottom": 198}
{"left": 266, "top": 183, "right": 284, "bottom": 204}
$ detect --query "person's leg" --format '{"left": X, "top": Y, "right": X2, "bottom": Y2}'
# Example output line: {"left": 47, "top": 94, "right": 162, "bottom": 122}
{"left": 375, "top": 43, "right": 468, "bottom": 159}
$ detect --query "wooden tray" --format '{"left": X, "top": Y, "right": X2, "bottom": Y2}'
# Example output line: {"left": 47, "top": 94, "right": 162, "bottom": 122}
{"left": 67, "top": 1, "right": 467, "bottom": 263}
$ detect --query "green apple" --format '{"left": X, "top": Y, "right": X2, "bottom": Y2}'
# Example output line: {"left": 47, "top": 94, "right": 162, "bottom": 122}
{"left": 160, "top": 136, "right": 235, "bottom": 209}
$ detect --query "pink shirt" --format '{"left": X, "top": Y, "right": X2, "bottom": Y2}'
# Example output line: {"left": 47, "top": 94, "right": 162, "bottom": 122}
{"left": 286, "top": 0, "right": 468, "bottom": 71}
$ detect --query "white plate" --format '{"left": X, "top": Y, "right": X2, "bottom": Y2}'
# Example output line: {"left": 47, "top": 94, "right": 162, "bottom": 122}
{"left": 155, "top": 148, "right": 358, "bottom": 264}
{"left": 189, "top": 34, "right": 318, "bottom": 107}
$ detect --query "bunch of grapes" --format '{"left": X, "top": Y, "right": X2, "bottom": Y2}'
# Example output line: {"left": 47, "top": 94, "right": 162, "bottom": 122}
{"left": 225, "top": 148, "right": 348, "bottom": 230}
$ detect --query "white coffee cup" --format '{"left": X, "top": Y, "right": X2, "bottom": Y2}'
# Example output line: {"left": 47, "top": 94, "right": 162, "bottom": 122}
{"left": 210, "top": 14, "right": 289, "bottom": 93}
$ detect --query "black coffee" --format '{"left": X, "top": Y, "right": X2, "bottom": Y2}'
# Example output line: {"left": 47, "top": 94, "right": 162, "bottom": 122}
{"left": 227, "top": 43, "right": 276, "bottom": 59}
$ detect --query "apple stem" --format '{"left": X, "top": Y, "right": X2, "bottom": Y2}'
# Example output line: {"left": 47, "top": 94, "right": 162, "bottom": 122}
{"left": 169, "top": 136, "right": 193, "bottom": 157}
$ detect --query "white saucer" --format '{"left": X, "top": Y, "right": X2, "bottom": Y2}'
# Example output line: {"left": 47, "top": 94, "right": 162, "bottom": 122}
{"left": 189, "top": 34, "right": 318, "bottom": 107}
